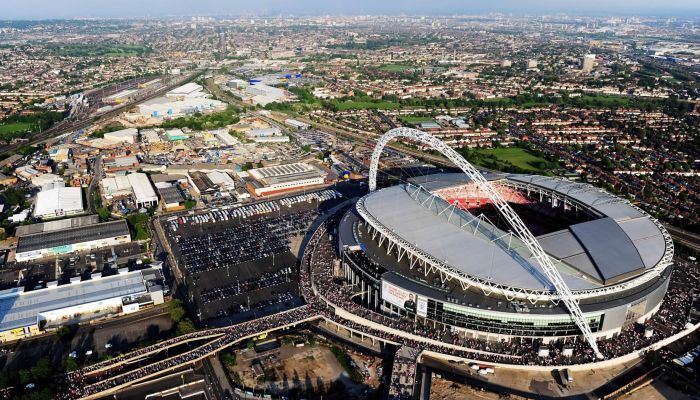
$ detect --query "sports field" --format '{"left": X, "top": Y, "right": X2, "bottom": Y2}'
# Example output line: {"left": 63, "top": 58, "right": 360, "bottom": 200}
{"left": 0, "top": 122, "right": 31, "bottom": 135}
{"left": 472, "top": 147, "right": 553, "bottom": 173}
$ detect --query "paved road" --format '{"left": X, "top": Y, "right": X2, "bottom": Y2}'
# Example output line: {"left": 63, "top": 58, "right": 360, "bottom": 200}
{"left": 0, "top": 305, "right": 173, "bottom": 372}
{"left": 87, "top": 154, "right": 102, "bottom": 214}
{"left": 664, "top": 224, "right": 700, "bottom": 253}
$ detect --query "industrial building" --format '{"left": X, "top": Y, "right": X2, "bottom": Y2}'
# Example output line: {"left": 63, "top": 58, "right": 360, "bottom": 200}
{"left": 33, "top": 185, "right": 84, "bottom": 219}
{"left": 15, "top": 215, "right": 99, "bottom": 237}
{"left": 285, "top": 118, "right": 310, "bottom": 130}
{"left": 158, "top": 186, "right": 186, "bottom": 211}
{"left": 101, "top": 173, "right": 159, "bottom": 208}
{"left": 15, "top": 219, "right": 131, "bottom": 262}
{"left": 244, "top": 127, "right": 289, "bottom": 143}
{"left": 103, "top": 127, "right": 138, "bottom": 144}
{"left": 127, "top": 173, "right": 159, "bottom": 208}
{"left": 103, "top": 155, "right": 139, "bottom": 173}
{"left": 245, "top": 83, "right": 287, "bottom": 105}
{"left": 246, "top": 163, "right": 327, "bottom": 197}
{"left": 0, "top": 267, "right": 166, "bottom": 343}
{"left": 245, "top": 127, "right": 282, "bottom": 138}
{"left": 166, "top": 83, "right": 208, "bottom": 99}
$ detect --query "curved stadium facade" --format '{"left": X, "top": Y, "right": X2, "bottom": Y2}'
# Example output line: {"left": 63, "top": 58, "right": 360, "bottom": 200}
{"left": 338, "top": 172, "right": 674, "bottom": 342}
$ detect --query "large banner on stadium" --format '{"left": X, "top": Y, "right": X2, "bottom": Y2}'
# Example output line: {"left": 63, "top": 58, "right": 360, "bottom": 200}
{"left": 382, "top": 280, "right": 416, "bottom": 312}
{"left": 416, "top": 296, "right": 428, "bottom": 317}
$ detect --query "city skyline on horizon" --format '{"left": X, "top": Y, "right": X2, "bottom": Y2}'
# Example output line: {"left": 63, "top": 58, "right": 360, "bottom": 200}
{"left": 2, "top": 0, "right": 700, "bottom": 20}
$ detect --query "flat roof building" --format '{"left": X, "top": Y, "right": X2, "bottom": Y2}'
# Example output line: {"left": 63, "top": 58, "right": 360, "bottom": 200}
{"left": 159, "top": 186, "right": 186, "bottom": 211}
{"left": 34, "top": 186, "right": 84, "bottom": 219}
{"left": 103, "top": 155, "right": 139, "bottom": 173}
{"left": 103, "top": 128, "right": 138, "bottom": 144}
{"left": 15, "top": 219, "right": 131, "bottom": 262}
{"left": 247, "top": 162, "right": 327, "bottom": 197}
{"left": 0, "top": 268, "right": 165, "bottom": 342}
{"left": 285, "top": 119, "right": 310, "bottom": 130}
{"left": 127, "top": 173, "right": 158, "bottom": 208}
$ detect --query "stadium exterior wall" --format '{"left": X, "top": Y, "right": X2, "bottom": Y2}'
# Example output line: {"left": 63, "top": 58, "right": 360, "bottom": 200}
{"left": 421, "top": 320, "right": 700, "bottom": 372}
{"left": 338, "top": 204, "right": 672, "bottom": 342}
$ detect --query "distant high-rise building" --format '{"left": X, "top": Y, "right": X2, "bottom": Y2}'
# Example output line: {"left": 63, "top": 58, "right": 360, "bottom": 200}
{"left": 526, "top": 59, "right": 538, "bottom": 69}
{"left": 501, "top": 60, "right": 512, "bottom": 68}
{"left": 582, "top": 54, "right": 596, "bottom": 72}
{"left": 219, "top": 32, "right": 227, "bottom": 60}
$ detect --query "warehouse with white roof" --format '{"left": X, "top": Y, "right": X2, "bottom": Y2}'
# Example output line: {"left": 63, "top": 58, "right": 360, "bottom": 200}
{"left": 246, "top": 162, "right": 327, "bottom": 196}
{"left": 0, "top": 267, "right": 166, "bottom": 342}
{"left": 33, "top": 186, "right": 84, "bottom": 219}
{"left": 101, "top": 173, "right": 158, "bottom": 207}
{"left": 127, "top": 173, "right": 158, "bottom": 208}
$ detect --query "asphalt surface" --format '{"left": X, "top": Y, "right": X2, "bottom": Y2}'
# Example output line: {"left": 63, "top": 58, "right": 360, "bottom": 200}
{"left": 664, "top": 224, "right": 700, "bottom": 252}
{"left": 0, "top": 305, "right": 174, "bottom": 372}
{"left": 87, "top": 154, "right": 102, "bottom": 214}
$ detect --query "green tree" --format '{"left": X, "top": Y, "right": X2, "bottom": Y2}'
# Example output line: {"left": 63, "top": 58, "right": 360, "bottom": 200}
{"left": 30, "top": 357, "right": 51, "bottom": 382}
{"left": 18, "top": 369, "right": 32, "bottom": 386}
{"left": 167, "top": 299, "right": 187, "bottom": 322}
{"left": 64, "top": 357, "right": 79, "bottom": 373}
{"left": 176, "top": 318, "right": 196, "bottom": 335}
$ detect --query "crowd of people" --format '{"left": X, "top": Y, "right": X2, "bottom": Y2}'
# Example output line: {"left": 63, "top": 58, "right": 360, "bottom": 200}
{"left": 387, "top": 346, "right": 419, "bottom": 400}
{"left": 200, "top": 268, "right": 294, "bottom": 304}
{"left": 61, "top": 306, "right": 316, "bottom": 399}
{"left": 300, "top": 213, "right": 699, "bottom": 367}
{"left": 60, "top": 207, "right": 699, "bottom": 399}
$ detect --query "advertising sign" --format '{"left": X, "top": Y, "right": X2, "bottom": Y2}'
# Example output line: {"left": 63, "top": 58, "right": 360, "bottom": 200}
{"left": 416, "top": 296, "right": 428, "bottom": 317}
{"left": 382, "top": 280, "right": 416, "bottom": 312}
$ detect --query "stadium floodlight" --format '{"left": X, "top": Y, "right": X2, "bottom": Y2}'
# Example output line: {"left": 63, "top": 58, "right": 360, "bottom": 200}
{"left": 369, "top": 127, "right": 603, "bottom": 358}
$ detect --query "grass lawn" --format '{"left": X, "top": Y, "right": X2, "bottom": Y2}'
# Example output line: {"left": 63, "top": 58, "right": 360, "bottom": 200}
{"left": 0, "top": 122, "right": 32, "bottom": 134}
{"left": 378, "top": 63, "right": 414, "bottom": 72}
{"left": 400, "top": 115, "right": 434, "bottom": 125}
{"left": 475, "top": 147, "right": 550, "bottom": 172}
{"left": 126, "top": 213, "right": 151, "bottom": 240}
{"left": 334, "top": 101, "right": 400, "bottom": 110}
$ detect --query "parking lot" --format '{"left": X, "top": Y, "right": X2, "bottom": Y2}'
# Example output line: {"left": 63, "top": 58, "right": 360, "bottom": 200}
{"left": 165, "top": 189, "right": 348, "bottom": 325}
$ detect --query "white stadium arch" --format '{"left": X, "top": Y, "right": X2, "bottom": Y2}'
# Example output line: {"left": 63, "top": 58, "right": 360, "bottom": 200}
{"left": 368, "top": 127, "right": 603, "bottom": 358}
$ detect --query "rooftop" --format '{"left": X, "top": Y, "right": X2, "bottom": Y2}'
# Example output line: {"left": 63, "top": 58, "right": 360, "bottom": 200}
{"left": 16, "top": 220, "right": 130, "bottom": 254}
{"left": 0, "top": 270, "right": 150, "bottom": 332}
{"left": 33, "top": 186, "right": 84, "bottom": 218}
{"left": 361, "top": 174, "right": 668, "bottom": 290}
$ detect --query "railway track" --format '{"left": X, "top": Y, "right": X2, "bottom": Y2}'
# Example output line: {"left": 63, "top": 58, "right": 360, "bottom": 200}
{"left": 0, "top": 71, "right": 202, "bottom": 158}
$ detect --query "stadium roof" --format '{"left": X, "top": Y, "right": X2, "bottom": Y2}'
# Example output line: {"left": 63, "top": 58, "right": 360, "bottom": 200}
{"left": 0, "top": 271, "right": 147, "bottom": 332}
{"left": 363, "top": 184, "right": 597, "bottom": 290}
{"left": 363, "top": 174, "right": 668, "bottom": 290}
{"left": 16, "top": 220, "right": 130, "bottom": 254}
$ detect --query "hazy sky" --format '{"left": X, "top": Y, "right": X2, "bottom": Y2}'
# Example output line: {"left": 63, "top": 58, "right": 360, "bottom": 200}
{"left": 2, "top": 0, "right": 700, "bottom": 20}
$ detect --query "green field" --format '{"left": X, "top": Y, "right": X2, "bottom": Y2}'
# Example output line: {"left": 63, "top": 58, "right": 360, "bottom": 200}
{"left": 334, "top": 101, "right": 400, "bottom": 110}
{"left": 400, "top": 115, "right": 434, "bottom": 125}
{"left": 378, "top": 63, "right": 414, "bottom": 72}
{"left": 49, "top": 44, "right": 153, "bottom": 57}
{"left": 0, "top": 122, "right": 32, "bottom": 135}
{"left": 467, "top": 147, "right": 555, "bottom": 173}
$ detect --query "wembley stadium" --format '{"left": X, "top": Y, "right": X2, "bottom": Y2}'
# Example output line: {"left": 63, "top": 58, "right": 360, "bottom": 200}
{"left": 335, "top": 128, "right": 675, "bottom": 358}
